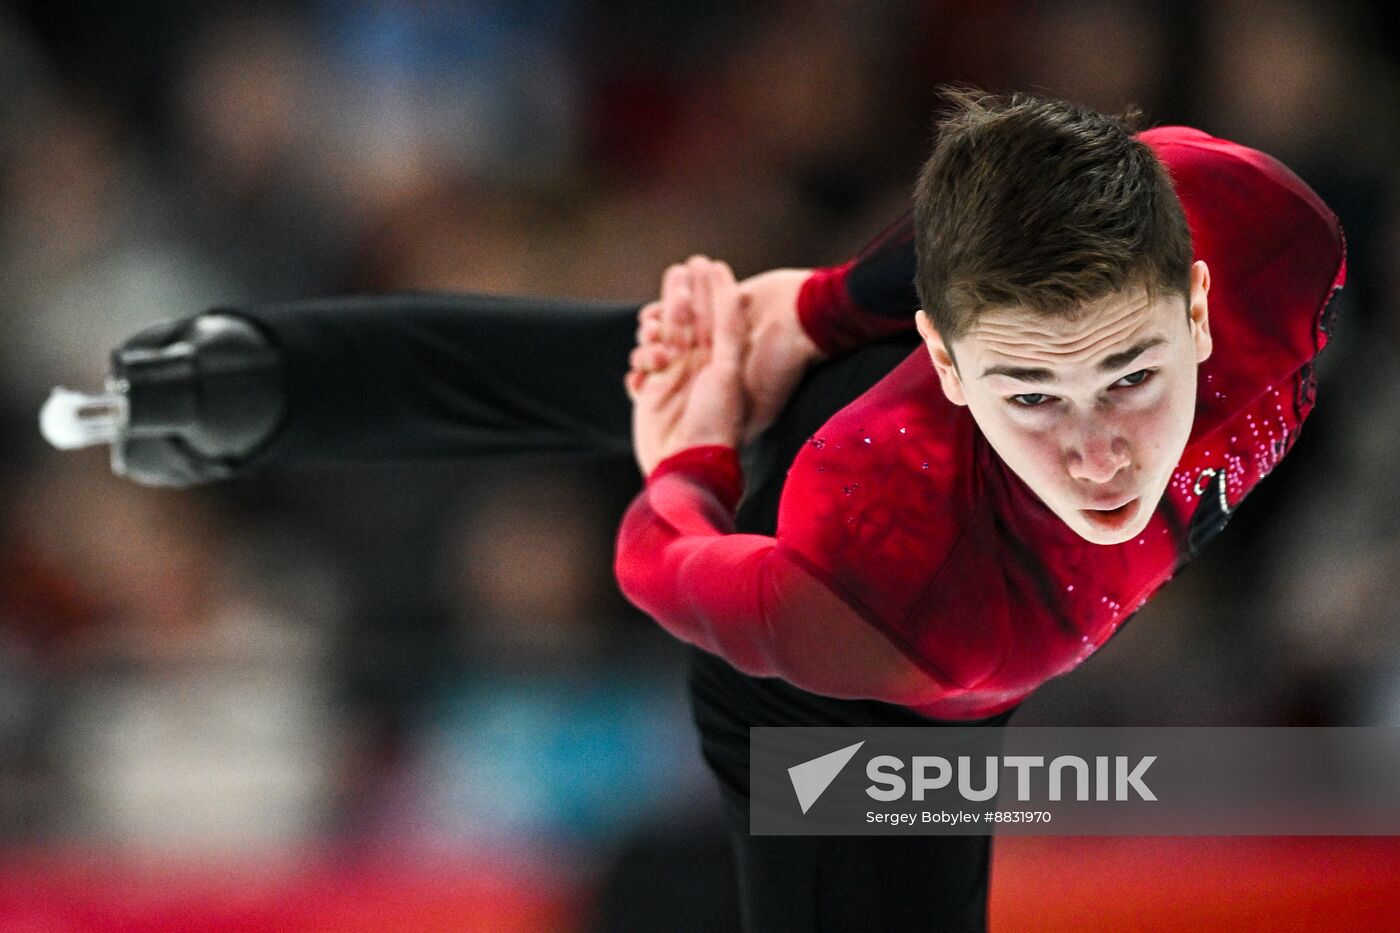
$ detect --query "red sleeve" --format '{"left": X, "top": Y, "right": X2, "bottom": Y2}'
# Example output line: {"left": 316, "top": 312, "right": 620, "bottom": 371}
{"left": 796, "top": 213, "right": 920, "bottom": 358}
{"left": 612, "top": 444, "right": 950, "bottom": 704}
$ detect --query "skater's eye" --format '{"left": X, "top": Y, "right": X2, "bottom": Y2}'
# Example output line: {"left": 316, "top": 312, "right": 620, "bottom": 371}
{"left": 1112, "top": 368, "right": 1156, "bottom": 390}
{"left": 1008, "top": 369, "right": 1156, "bottom": 409}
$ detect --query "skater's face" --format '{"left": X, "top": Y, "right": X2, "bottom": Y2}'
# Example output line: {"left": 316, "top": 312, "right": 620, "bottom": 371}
{"left": 917, "top": 261, "right": 1213, "bottom": 546}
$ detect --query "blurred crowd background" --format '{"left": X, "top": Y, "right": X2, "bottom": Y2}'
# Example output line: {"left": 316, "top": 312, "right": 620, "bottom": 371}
{"left": 0, "top": 0, "right": 1397, "bottom": 929}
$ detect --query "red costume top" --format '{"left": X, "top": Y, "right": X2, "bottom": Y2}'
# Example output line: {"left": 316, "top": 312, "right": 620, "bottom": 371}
{"left": 613, "top": 127, "right": 1346, "bottom": 720}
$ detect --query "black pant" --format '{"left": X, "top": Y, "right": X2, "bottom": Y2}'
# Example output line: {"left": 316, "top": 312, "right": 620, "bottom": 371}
{"left": 241, "top": 293, "right": 1016, "bottom": 930}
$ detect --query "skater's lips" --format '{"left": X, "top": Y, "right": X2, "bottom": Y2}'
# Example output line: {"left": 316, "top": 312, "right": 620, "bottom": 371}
{"left": 1080, "top": 493, "right": 1136, "bottom": 512}
{"left": 1078, "top": 497, "right": 1140, "bottom": 531}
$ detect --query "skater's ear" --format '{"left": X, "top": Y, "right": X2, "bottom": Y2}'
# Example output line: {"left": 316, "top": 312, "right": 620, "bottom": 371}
{"left": 916, "top": 309, "right": 967, "bottom": 407}
{"left": 1188, "top": 260, "right": 1212, "bottom": 365}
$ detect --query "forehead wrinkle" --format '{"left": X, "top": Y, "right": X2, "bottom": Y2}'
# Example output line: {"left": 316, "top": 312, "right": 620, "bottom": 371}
{"left": 975, "top": 318, "right": 1143, "bottom": 369}
{"left": 972, "top": 294, "right": 1153, "bottom": 352}
{"left": 967, "top": 292, "right": 1164, "bottom": 380}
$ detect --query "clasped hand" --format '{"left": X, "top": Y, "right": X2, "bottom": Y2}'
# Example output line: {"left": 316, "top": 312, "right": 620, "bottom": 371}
{"left": 626, "top": 257, "right": 825, "bottom": 476}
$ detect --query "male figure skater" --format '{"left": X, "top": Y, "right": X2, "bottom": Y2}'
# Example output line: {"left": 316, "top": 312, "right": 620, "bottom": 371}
{"left": 71, "top": 90, "right": 1344, "bottom": 931}
{"left": 612, "top": 91, "right": 1344, "bottom": 930}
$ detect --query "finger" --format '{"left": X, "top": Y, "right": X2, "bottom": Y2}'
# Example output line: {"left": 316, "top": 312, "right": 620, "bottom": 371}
{"left": 639, "top": 349, "right": 695, "bottom": 407}
{"left": 636, "top": 315, "right": 663, "bottom": 346}
{"left": 650, "top": 344, "right": 677, "bottom": 371}
{"left": 687, "top": 255, "right": 722, "bottom": 345}
{"left": 630, "top": 343, "right": 675, "bottom": 373}
{"left": 688, "top": 255, "right": 714, "bottom": 344}
{"left": 627, "top": 360, "right": 685, "bottom": 406}
{"left": 660, "top": 264, "right": 693, "bottom": 344}
{"left": 624, "top": 368, "right": 646, "bottom": 402}
{"left": 636, "top": 301, "right": 662, "bottom": 343}
{"left": 708, "top": 264, "right": 748, "bottom": 373}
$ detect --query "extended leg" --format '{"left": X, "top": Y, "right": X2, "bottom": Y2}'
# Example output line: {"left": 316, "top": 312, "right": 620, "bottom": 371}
{"left": 105, "top": 293, "right": 645, "bottom": 485}
{"left": 232, "top": 293, "right": 644, "bottom": 473}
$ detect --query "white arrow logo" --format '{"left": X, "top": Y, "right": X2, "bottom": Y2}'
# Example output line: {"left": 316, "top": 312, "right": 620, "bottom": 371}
{"left": 788, "top": 741, "right": 865, "bottom": 814}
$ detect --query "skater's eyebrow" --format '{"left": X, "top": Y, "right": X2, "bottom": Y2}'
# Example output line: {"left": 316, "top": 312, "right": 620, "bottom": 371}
{"left": 979, "top": 336, "right": 1168, "bottom": 383}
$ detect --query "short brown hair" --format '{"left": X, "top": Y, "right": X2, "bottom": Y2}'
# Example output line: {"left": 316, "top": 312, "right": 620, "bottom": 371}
{"left": 912, "top": 88, "right": 1193, "bottom": 356}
